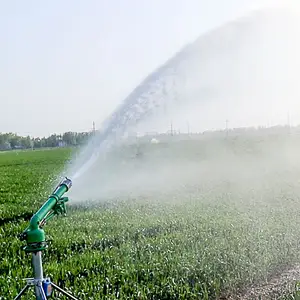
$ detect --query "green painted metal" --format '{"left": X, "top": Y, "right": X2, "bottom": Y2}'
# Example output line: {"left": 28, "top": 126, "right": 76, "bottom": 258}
{"left": 20, "top": 178, "right": 72, "bottom": 253}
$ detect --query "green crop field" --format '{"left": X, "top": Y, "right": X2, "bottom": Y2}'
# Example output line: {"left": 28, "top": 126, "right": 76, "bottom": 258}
{"left": 1, "top": 138, "right": 300, "bottom": 299}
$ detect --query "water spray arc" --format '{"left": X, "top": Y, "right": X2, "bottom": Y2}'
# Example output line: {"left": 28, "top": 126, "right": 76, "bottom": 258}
{"left": 15, "top": 177, "right": 79, "bottom": 300}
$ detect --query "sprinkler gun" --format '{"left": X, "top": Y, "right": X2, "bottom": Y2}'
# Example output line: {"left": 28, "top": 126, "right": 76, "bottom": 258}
{"left": 15, "top": 177, "right": 79, "bottom": 300}
{"left": 19, "top": 177, "right": 72, "bottom": 253}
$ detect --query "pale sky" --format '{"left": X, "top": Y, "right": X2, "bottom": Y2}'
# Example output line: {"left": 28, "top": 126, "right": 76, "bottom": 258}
{"left": 0, "top": 0, "right": 266, "bottom": 137}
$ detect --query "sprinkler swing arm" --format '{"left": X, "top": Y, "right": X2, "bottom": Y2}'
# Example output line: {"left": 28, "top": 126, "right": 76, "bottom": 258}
{"left": 15, "top": 177, "right": 80, "bottom": 300}
{"left": 38, "top": 196, "right": 68, "bottom": 227}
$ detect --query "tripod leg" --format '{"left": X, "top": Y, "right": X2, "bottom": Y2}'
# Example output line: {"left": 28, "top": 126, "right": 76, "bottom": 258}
{"left": 51, "top": 282, "right": 79, "bottom": 300}
{"left": 38, "top": 285, "right": 48, "bottom": 300}
{"left": 14, "top": 284, "right": 30, "bottom": 300}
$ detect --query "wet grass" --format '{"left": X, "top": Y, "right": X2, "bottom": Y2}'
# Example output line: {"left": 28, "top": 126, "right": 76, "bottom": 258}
{"left": 1, "top": 138, "right": 300, "bottom": 299}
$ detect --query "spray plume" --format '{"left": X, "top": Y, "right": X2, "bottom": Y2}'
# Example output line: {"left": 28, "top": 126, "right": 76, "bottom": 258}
{"left": 65, "top": 1, "right": 300, "bottom": 204}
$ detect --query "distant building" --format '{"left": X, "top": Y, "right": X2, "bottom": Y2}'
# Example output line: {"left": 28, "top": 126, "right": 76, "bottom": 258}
{"left": 58, "top": 141, "right": 67, "bottom": 147}
{"left": 0, "top": 142, "right": 11, "bottom": 151}
{"left": 150, "top": 138, "right": 159, "bottom": 144}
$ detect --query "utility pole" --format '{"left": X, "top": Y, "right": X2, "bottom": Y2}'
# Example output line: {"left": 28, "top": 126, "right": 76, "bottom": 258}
{"left": 226, "top": 119, "right": 229, "bottom": 138}
{"left": 170, "top": 121, "right": 173, "bottom": 136}
{"left": 92, "top": 121, "right": 96, "bottom": 135}
{"left": 187, "top": 121, "right": 190, "bottom": 136}
{"left": 287, "top": 112, "right": 291, "bottom": 134}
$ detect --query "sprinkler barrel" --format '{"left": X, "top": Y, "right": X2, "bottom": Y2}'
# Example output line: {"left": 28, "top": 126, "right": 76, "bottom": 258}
{"left": 20, "top": 177, "right": 72, "bottom": 252}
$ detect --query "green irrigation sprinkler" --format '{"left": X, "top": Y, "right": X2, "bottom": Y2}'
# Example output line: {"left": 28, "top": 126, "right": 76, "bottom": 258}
{"left": 14, "top": 177, "right": 79, "bottom": 300}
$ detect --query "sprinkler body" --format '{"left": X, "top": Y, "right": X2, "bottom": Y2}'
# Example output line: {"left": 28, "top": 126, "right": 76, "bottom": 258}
{"left": 20, "top": 177, "right": 72, "bottom": 252}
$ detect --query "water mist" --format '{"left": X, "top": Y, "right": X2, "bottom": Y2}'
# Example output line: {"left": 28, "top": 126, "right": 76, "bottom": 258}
{"left": 66, "top": 2, "right": 300, "bottom": 206}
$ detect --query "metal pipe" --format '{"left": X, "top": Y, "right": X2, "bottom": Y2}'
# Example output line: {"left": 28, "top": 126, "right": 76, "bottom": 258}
{"left": 32, "top": 252, "right": 44, "bottom": 300}
{"left": 29, "top": 178, "right": 72, "bottom": 231}
{"left": 14, "top": 284, "right": 30, "bottom": 299}
{"left": 51, "top": 283, "right": 79, "bottom": 300}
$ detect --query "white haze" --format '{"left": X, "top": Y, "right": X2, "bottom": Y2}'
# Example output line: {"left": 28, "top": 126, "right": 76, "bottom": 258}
{"left": 65, "top": 1, "right": 300, "bottom": 204}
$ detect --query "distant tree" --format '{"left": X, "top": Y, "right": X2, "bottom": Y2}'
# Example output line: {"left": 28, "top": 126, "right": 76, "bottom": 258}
{"left": 10, "top": 134, "right": 22, "bottom": 149}
{"left": 21, "top": 136, "right": 33, "bottom": 149}
{"left": 33, "top": 138, "right": 41, "bottom": 148}
{"left": 40, "top": 138, "right": 46, "bottom": 148}
{"left": 62, "top": 132, "right": 76, "bottom": 146}
{"left": 46, "top": 134, "right": 58, "bottom": 147}
{"left": 0, "top": 140, "right": 11, "bottom": 150}
{"left": 0, "top": 130, "right": 91, "bottom": 150}
{"left": 0, "top": 134, "right": 8, "bottom": 150}
{"left": 76, "top": 132, "right": 90, "bottom": 145}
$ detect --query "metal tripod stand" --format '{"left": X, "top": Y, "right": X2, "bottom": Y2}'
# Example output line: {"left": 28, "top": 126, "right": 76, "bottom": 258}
{"left": 14, "top": 251, "right": 79, "bottom": 300}
{"left": 14, "top": 251, "right": 78, "bottom": 300}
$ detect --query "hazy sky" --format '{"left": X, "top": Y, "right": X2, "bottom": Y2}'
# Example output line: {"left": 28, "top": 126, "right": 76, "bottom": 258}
{"left": 0, "top": 0, "right": 267, "bottom": 137}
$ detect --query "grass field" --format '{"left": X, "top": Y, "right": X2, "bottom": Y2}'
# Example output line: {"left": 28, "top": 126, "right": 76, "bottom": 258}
{"left": 1, "top": 137, "right": 300, "bottom": 299}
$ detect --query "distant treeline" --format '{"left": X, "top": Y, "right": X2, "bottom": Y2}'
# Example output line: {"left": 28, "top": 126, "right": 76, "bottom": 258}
{"left": 0, "top": 124, "right": 298, "bottom": 151}
{"left": 0, "top": 132, "right": 93, "bottom": 150}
